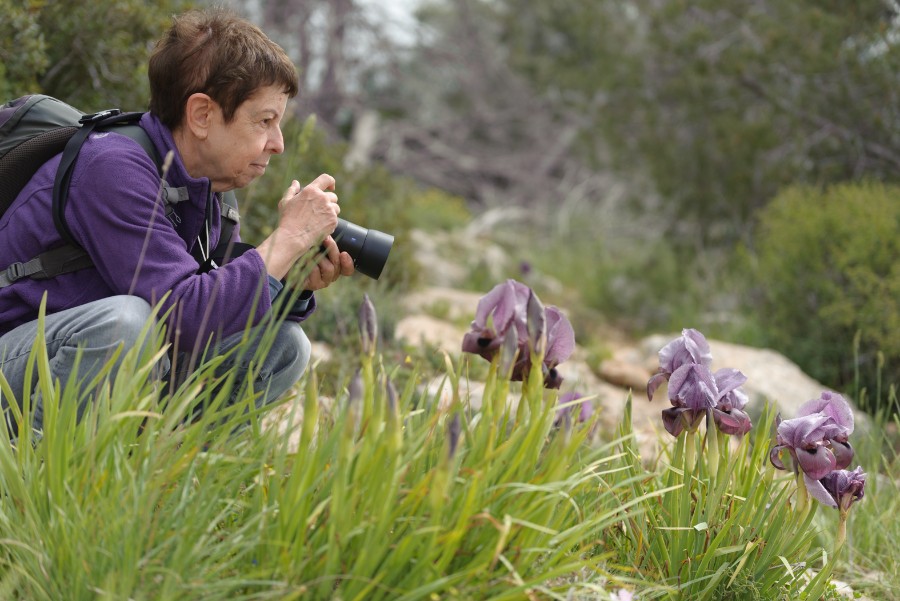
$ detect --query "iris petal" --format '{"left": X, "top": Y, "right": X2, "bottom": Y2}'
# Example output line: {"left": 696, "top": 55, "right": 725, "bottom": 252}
{"left": 805, "top": 473, "right": 838, "bottom": 508}
{"left": 713, "top": 407, "right": 752, "bottom": 436}
{"left": 545, "top": 307, "right": 576, "bottom": 364}
{"left": 668, "top": 363, "right": 718, "bottom": 410}
{"left": 798, "top": 391, "right": 854, "bottom": 434}
{"left": 647, "top": 372, "right": 668, "bottom": 402}
{"left": 795, "top": 444, "right": 837, "bottom": 480}
{"left": 662, "top": 407, "right": 687, "bottom": 437}
{"left": 657, "top": 328, "right": 713, "bottom": 373}
{"left": 769, "top": 444, "right": 788, "bottom": 470}
{"left": 830, "top": 439, "right": 854, "bottom": 470}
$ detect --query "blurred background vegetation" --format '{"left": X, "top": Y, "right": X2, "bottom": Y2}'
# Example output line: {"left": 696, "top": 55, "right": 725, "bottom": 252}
{"left": 3, "top": 0, "right": 900, "bottom": 413}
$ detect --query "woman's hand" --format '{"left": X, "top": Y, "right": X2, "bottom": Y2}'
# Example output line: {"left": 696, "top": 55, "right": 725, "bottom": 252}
{"left": 255, "top": 173, "right": 344, "bottom": 280}
{"left": 302, "top": 235, "right": 356, "bottom": 290}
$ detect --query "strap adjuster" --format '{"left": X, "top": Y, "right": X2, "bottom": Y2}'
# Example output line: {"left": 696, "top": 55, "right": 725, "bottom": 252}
{"left": 4, "top": 262, "right": 25, "bottom": 283}
{"left": 79, "top": 108, "right": 122, "bottom": 124}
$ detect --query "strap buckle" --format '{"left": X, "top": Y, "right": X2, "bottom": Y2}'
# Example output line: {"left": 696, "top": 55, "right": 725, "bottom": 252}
{"left": 4, "top": 262, "right": 25, "bottom": 283}
{"left": 79, "top": 108, "right": 122, "bottom": 124}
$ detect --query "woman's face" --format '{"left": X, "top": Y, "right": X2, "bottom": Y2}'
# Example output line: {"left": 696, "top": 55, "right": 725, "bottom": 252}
{"left": 202, "top": 85, "right": 288, "bottom": 192}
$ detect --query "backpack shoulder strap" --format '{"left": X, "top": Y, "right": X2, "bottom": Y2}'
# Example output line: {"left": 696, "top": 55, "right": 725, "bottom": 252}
{"left": 52, "top": 109, "right": 144, "bottom": 246}
{"left": 0, "top": 245, "right": 92, "bottom": 288}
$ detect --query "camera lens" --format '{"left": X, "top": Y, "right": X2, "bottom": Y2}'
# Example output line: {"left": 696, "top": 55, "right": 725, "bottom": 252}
{"left": 332, "top": 218, "right": 394, "bottom": 280}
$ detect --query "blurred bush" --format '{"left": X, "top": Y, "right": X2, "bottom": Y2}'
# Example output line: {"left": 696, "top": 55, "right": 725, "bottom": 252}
{"left": 0, "top": 0, "right": 189, "bottom": 110}
{"left": 746, "top": 182, "right": 900, "bottom": 411}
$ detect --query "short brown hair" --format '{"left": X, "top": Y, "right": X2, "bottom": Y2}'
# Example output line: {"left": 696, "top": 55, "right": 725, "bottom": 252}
{"left": 148, "top": 8, "right": 299, "bottom": 129}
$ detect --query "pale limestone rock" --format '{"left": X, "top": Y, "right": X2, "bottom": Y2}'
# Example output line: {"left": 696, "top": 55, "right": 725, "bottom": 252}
{"left": 394, "top": 314, "right": 467, "bottom": 354}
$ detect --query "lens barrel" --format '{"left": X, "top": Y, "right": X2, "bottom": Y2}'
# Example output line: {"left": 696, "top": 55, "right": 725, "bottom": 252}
{"left": 332, "top": 218, "right": 394, "bottom": 280}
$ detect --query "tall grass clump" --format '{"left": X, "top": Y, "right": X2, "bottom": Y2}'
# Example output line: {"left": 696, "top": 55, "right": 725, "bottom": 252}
{"left": 0, "top": 283, "right": 877, "bottom": 599}
{"left": 0, "top": 288, "right": 653, "bottom": 599}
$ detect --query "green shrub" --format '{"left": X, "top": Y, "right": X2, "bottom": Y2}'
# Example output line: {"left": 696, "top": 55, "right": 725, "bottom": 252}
{"left": 748, "top": 181, "right": 900, "bottom": 410}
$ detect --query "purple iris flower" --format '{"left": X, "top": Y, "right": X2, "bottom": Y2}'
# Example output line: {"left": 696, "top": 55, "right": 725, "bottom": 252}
{"left": 661, "top": 362, "right": 718, "bottom": 436}
{"left": 712, "top": 368, "right": 752, "bottom": 435}
{"left": 811, "top": 466, "right": 866, "bottom": 510}
{"left": 647, "top": 328, "right": 713, "bottom": 402}
{"left": 797, "top": 391, "right": 854, "bottom": 470}
{"left": 648, "top": 329, "right": 752, "bottom": 437}
{"left": 462, "top": 280, "right": 575, "bottom": 388}
{"left": 769, "top": 392, "right": 856, "bottom": 496}
{"left": 462, "top": 279, "right": 530, "bottom": 362}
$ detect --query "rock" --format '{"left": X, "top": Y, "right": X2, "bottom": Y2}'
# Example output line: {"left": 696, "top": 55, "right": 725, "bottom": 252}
{"left": 402, "top": 287, "right": 484, "bottom": 322}
{"left": 394, "top": 314, "right": 467, "bottom": 354}
{"left": 596, "top": 358, "right": 651, "bottom": 392}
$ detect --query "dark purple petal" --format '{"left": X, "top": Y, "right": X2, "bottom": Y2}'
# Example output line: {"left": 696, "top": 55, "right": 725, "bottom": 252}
{"left": 662, "top": 407, "right": 688, "bottom": 437}
{"left": 657, "top": 328, "right": 713, "bottom": 374}
{"left": 544, "top": 307, "right": 575, "bottom": 365}
{"left": 769, "top": 444, "right": 789, "bottom": 471}
{"left": 795, "top": 444, "right": 837, "bottom": 480}
{"left": 798, "top": 391, "right": 854, "bottom": 435}
{"left": 661, "top": 407, "right": 704, "bottom": 437}
{"left": 461, "top": 329, "right": 500, "bottom": 360}
{"left": 543, "top": 366, "right": 564, "bottom": 389}
{"left": 805, "top": 473, "right": 838, "bottom": 508}
{"left": 712, "top": 407, "right": 752, "bottom": 436}
{"left": 667, "top": 363, "right": 718, "bottom": 411}
{"left": 830, "top": 439, "right": 854, "bottom": 470}
{"left": 820, "top": 466, "right": 866, "bottom": 510}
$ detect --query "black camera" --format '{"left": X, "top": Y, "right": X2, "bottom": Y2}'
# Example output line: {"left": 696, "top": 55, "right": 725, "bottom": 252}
{"left": 332, "top": 218, "right": 393, "bottom": 280}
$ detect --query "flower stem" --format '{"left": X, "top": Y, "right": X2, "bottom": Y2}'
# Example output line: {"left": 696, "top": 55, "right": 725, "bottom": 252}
{"left": 835, "top": 511, "right": 848, "bottom": 551}
{"left": 795, "top": 472, "right": 809, "bottom": 515}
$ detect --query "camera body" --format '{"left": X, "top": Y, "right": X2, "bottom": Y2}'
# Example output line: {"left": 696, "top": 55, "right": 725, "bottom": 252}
{"left": 332, "top": 219, "right": 393, "bottom": 280}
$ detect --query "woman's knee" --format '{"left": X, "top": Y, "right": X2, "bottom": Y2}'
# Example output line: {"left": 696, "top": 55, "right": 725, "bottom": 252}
{"left": 264, "top": 323, "right": 311, "bottom": 399}
{"left": 88, "top": 295, "right": 156, "bottom": 349}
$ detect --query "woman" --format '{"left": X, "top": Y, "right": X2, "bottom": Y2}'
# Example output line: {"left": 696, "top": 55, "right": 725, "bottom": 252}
{"left": 0, "top": 8, "right": 353, "bottom": 435}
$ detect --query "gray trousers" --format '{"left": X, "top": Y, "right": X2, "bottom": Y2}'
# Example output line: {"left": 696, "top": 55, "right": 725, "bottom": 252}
{"left": 0, "top": 295, "right": 311, "bottom": 435}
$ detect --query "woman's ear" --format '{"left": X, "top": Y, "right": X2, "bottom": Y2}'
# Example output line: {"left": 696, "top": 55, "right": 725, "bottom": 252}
{"left": 183, "top": 93, "right": 216, "bottom": 140}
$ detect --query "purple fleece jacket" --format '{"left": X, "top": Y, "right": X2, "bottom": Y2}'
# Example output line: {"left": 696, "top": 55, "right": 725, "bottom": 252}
{"left": 0, "top": 113, "right": 314, "bottom": 349}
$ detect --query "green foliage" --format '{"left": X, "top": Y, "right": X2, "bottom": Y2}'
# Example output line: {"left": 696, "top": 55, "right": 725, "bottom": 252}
{"left": 0, "top": 0, "right": 192, "bottom": 109}
{"left": 0, "top": 0, "right": 47, "bottom": 99}
{"left": 605, "top": 398, "right": 834, "bottom": 600}
{"left": 747, "top": 182, "right": 900, "bottom": 409}
{"left": 0, "top": 299, "right": 653, "bottom": 600}
{"left": 404, "top": 187, "right": 472, "bottom": 232}
{"left": 498, "top": 0, "right": 900, "bottom": 247}
{"left": 2, "top": 292, "right": 886, "bottom": 599}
